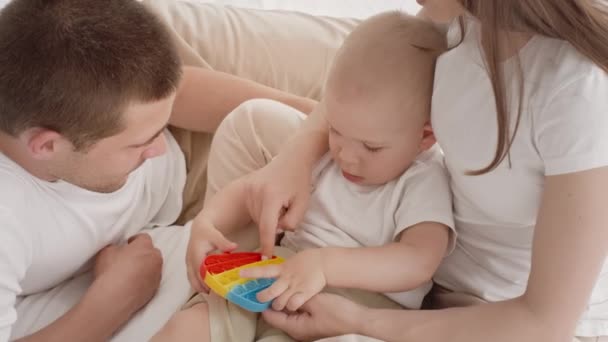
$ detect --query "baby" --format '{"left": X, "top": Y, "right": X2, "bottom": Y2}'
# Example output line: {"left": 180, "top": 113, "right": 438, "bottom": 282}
{"left": 187, "top": 11, "right": 452, "bottom": 340}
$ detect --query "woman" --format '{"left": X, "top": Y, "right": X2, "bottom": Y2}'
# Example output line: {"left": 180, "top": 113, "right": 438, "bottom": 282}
{"left": 236, "top": 1, "right": 608, "bottom": 341}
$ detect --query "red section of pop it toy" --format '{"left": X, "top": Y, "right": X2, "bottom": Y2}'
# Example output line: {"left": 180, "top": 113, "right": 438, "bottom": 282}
{"left": 202, "top": 252, "right": 263, "bottom": 275}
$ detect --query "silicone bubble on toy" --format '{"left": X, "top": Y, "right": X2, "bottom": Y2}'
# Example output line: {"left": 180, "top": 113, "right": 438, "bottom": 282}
{"left": 200, "top": 252, "right": 285, "bottom": 312}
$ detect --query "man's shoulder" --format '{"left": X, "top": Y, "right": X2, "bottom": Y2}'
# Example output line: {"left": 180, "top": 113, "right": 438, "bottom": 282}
{"left": 0, "top": 156, "right": 39, "bottom": 211}
{"left": 0, "top": 162, "right": 40, "bottom": 262}
{"left": 0, "top": 204, "right": 33, "bottom": 255}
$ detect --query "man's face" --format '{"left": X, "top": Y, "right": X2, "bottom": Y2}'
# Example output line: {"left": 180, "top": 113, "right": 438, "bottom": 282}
{"left": 49, "top": 93, "right": 176, "bottom": 193}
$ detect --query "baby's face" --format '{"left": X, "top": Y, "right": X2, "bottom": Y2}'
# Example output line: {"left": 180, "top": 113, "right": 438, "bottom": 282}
{"left": 323, "top": 90, "right": 428, "bottom": 186}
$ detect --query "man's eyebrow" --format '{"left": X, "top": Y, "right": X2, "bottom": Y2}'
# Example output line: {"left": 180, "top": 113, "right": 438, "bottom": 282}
{"left": 130, "top": 125, "right": 167, "bottom": 147}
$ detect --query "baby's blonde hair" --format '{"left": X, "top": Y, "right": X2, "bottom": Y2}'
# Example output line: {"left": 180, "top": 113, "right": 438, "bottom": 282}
{"left": 326, "top": 11, "right": 447, "bottom": 123}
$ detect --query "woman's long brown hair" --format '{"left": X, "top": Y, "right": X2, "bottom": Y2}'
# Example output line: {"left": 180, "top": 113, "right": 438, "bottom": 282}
{"left": 458, "top": 0, "right": 608, "bottom": 175}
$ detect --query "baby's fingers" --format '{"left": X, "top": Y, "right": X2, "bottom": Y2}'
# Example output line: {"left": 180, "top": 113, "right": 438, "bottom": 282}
{"left": 285, "top": 292, "right": 310, "bottom": 312}
{"left": 271, "top": 286, "right": 302, "bottom": 312}
{"left": 187, "top": 265, "right": 205, "bottom": 293}
{"left": 207, "top": 228, "right": 238, "bottom": 252}
{"left": 257, "top": 277, "right": 289, "bottom": 303}
{"left": 240, "top": 264, "right": 282, "bottom": 279}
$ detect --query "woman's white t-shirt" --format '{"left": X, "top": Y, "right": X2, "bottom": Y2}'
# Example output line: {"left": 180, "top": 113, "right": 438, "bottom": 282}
{"left": 432, "top": 21, "right": 608, "bottom": 336}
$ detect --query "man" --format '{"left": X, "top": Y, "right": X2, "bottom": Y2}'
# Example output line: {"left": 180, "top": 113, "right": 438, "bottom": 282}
{"left": 0, "top": 0, "right": 315, "bottom": 340}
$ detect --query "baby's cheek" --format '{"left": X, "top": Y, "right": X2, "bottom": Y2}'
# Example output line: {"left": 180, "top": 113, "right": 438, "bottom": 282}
{"left": 328, "top": 139, "right": 340, "bottom": 159}
{"left": 375, "top": 155, "right": 406, "bottom": 180}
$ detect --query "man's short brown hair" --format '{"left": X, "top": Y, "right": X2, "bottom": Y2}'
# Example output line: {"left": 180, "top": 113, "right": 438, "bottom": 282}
{"left": 0, "top": 0, "right": 182, "bottom": 149}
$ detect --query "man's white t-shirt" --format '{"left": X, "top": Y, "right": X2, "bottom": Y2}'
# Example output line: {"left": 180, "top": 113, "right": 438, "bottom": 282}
{"left": 281, "top": 147, "right": 456, "bottom": 309}
{"left": 432, "top": 20, "right": 608, "bottom": 336}
{"left": 0, "top": 130, "right": 186, "bottom": 340}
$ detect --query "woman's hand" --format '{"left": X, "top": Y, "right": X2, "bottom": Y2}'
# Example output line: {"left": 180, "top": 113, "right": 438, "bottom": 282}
{"left": 262, "top": 292, "right": 365, "bottom": 341}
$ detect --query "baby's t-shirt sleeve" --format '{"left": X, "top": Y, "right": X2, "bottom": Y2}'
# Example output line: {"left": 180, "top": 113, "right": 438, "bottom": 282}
{"left": 0, "top": 208, "right": 31, "bottom": 341}
{"left": 392, "top": 157, "right": 456, "bottom": 254}
{"left": 535, "top": 67, "right": 608, "bottom": 175}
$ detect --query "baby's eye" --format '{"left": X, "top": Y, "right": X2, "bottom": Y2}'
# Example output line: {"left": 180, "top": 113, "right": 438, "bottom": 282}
{"left": 329, "top": 126, "right": 341, "bottom": 136}
{"left": 364, "top": 145, "right": 383, "bottom": 153}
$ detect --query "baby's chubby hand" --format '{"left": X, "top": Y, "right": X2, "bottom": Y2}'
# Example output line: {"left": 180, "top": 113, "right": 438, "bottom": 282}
{"left": 239, "top": 249, "right": 327, "bottom": 312}
{"left": 186, "top": 213, "right": 238, "bottom": 293}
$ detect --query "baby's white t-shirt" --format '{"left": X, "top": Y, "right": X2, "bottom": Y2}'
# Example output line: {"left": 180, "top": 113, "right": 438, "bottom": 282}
{"left": 432, "top": 20, "right": 608, "bottom": 336}
{"left": 0, "top": 130, "right": 186, "bottom": 340}
{"left": 281, "top": 146, "right": 455, "bottom": 309}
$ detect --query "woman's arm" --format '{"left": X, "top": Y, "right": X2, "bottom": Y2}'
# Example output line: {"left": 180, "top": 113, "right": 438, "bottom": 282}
{"left": 264, "top": 166, "right": 608, "bottom": 342}
{"left": 169, "top": 66, "right": 317, "bottom": 132}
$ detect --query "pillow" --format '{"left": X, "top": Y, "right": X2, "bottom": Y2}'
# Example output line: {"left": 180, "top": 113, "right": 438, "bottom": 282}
{"left": 142, "top": 0, "right": 360, "bottom": 100}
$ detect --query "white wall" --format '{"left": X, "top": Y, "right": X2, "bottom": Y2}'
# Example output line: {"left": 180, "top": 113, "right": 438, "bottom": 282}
{"left": 188, "top": 0, "right": 421, "bottom": 17}
{"left": 0, "top": 1, "right": 422, "bottom": 17}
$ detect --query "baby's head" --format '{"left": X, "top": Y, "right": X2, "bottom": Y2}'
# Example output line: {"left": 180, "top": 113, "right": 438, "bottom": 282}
{"left": 322, "top": 12, "right": 446, "bottom": 185}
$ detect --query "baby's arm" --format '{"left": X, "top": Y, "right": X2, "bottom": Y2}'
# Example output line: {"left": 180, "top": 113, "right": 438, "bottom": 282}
{"left": 194, "top": 178, "right": 252, "bottom": 235}
{"left": 240, "top": 222, "right": 449, "bottom": 311}
{"left": 186, "top": 179, "right": 253, "bottom": 292}
{"left": 322, "top": 221, "right": 450, "bottom": 292}
{"left": 324, "top": 155, "right": 455, "bottom": 292}
{"left": 241, "top": 160, "right": 453, "bottom": 307}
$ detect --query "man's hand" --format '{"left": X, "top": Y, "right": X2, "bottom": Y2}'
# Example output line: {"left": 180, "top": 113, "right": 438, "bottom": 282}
{"left": 262, "top": 292, "right": 365, "bottom": 342}
{"left": 240, "top": 249, "right": 326, "bottom": 312}
{"left": 93, "top": 234, "right": 163, "bottom": 315}
{"left": 16, "top": 235, "right": 163, "bottom": 342}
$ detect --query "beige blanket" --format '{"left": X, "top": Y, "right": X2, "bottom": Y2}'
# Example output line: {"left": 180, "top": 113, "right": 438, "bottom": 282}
{"left": 142, "top": 0, "right": 359, "bottom": 223}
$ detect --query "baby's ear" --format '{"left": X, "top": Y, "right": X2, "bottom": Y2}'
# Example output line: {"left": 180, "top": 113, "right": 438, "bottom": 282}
{"left": 419, "top": 123, "right": 437, "bottom": 151}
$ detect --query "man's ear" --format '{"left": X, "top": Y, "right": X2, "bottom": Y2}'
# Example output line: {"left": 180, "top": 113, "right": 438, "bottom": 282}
{"left": 419, "top": 122, "right": 437, "bottom": 152}
{"left": 22, "top": 128, "right": 64, "bottom": 160}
